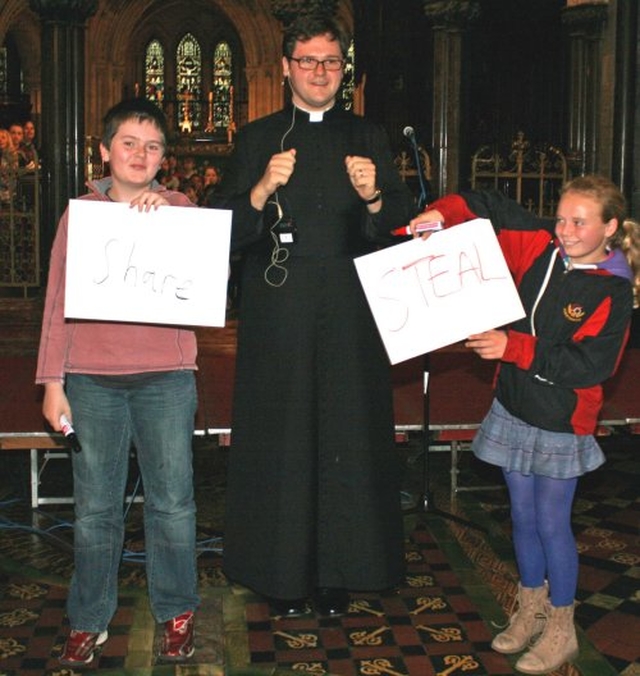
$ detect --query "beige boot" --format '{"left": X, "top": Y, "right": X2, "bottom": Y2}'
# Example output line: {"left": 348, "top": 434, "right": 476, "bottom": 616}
{"left": 515, "top": 602, "right": 579, "bottom": 674}
{"left": 491, "top": 583, "right": 548, "bottom": 654}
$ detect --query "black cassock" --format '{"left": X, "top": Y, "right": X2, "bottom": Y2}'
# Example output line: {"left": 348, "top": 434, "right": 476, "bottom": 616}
{"left": 220, "top": 104, "right": 415, "bottom": 599}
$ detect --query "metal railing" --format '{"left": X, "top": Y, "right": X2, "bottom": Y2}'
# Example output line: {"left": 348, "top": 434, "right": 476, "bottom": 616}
{"left": 0, "top": 166, "right": 41, "bottom": 296}
{"left": 471, "top": 131, "right": 568, "bottom": 217}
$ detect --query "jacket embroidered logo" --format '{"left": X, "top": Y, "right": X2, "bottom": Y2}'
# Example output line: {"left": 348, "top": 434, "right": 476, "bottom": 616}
{"left": 563, "top": 303, "right": 586, "bottom": 322}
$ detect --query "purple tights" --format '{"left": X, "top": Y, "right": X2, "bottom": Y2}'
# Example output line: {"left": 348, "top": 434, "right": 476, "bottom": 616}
{"left": 503, "top": 469, "right": 579, "bottom": 607}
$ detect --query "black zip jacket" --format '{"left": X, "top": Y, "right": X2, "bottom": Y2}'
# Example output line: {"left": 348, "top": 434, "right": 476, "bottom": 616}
{"left": 429, "top": 190, "right": 633, "bottom": 434}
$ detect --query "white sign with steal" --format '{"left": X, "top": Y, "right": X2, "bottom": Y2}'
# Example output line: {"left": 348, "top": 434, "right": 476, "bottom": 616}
{"left": 354, "top": 218, "right": 526, "bottom": 364}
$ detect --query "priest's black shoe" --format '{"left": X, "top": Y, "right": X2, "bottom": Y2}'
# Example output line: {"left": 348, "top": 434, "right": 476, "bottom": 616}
{"left": 267, "top": 597, "right": 310, "bottom": 618}
{"left": 313, "top": 587, "right": 350, "bottom": 617}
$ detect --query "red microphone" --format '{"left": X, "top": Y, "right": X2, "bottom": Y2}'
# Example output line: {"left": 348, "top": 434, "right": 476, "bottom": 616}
{"left": 391, "top": 220, "right": 444, "bottom": 237}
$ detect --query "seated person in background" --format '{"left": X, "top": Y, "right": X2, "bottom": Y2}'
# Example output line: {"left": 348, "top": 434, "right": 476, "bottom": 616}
{"left": 0, "top": 128, "right": 18, "bottom": 204}
{"left": 189, "top": 171, "right": 204, "bottom": 198}
{"left": 157, "top": 154, "right": 180, "bottom": 190}
{"left": 201, "top": 164, "right": 222, "bottom": 206}
{"left": 183, "top": 176, "right": 202, "bottom": 205}
{"left": 9, "top": 123, "right": 34, "bottom": 170}
{"left": 180, "top": 154, "right": 198, "bottom": 182}
{"left": 20, "top": 121, "right": 39, "bottom": 170}
{"left": 162, "top": 152, "right": 181, "bottom": 190}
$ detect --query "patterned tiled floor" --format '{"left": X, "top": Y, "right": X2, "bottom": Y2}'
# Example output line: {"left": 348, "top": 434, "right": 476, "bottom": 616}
{"left": 453, "top": 432, "right": 640, "bottom": 676}
{"left": 1, "top": 303, "right": 638, "bottom": 675}
{"left": 239, "top": 524, "right": 514, "bottom": 676}
{"left": 1, "top": 435, "right": 638, "bottom": 675}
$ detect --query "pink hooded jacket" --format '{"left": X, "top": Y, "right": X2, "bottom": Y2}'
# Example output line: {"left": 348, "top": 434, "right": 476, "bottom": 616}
{"left": 36, "top": 178, "right": 198, "bottom": 383}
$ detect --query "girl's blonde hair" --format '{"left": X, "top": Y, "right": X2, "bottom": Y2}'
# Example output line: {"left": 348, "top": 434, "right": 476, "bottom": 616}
{"left": 621, "top": 219, "right": 640, "bottom": 308}
{"left": 0, "top": 128, "right": 16, "bottom": 153}
{"left": 561, "top": 174, "right": 640, "bottom": 307}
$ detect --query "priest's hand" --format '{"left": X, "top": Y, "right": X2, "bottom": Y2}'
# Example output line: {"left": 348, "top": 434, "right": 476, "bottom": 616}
{"left": 251, "top": 149, "right": 297, "bottom": 210}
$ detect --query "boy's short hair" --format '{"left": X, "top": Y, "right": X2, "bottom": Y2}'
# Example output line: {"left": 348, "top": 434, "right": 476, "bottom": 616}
{"left": 102, "top": 98, "right": 168, "bottom": 150}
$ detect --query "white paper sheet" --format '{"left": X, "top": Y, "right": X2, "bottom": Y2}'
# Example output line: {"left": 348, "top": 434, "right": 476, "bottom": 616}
{"left": 354, "top": 219, "right": 526, "bottom": 364}
{"left": 65, "top": 199, "right": 232, "bottom": 327}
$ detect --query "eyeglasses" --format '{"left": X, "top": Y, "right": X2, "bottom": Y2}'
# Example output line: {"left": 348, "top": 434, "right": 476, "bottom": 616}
{"left": 289, "top": 56, "right": 344, "bottom": 71}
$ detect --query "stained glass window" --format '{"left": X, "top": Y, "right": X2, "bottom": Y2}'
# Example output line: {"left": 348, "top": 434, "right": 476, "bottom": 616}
{"left": 211, "top": 42, "right": 233, "bottom": 132}
{"left": 145, "top": 39, "right": 165, "bottom": 103}
{"left": 340, "top": 41, "right": 355, "bottom": 110}
{"left": 142, "top": 34, "right": 241, "bottom": 135}
{"left": 176, "top": 33, "right": 202, "bottom": 133}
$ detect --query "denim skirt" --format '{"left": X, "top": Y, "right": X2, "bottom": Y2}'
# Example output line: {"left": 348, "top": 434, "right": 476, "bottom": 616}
{"left": 471, "top": 398, "right": 605, "bottom": 479}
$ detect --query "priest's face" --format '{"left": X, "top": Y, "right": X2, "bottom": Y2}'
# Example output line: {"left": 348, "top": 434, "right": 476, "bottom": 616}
{"left": 282, "top": 33, "right": 344, "bottom": 112}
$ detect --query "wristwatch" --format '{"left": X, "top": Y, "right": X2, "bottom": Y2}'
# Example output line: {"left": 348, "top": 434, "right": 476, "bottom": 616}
{"left": 363, "top": 188, "right": 382, "bottom": 205}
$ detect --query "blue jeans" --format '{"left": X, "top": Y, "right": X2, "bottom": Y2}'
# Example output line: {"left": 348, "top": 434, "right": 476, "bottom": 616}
{"left": 65, "top": 371, "right": 199, "bottom": 631}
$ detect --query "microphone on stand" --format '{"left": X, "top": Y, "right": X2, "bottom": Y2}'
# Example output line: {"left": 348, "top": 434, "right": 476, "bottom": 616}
{"left": 403, "top": 125, "right": 416, "bottom": 141}
{"left": 404, "top": 124, "right": 432, "bottom": 508}
{"left": 403, "top": 125, "right": 429, "bottom": 211}
{"left": 399, "top": 128, "right": 485, "bottom": 532}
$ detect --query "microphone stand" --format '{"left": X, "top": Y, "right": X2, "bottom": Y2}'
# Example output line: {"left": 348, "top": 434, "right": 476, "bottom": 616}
{"left": 402, "top": 127, "right": 485, "bottom": 532}
{"left": 405, "top": 129, "right": 429, "bottom": 211}
{"left": 411, "top": 351, "right": 485, "bottom": 532}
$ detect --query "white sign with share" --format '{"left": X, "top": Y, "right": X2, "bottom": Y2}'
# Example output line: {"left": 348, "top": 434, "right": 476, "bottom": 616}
{"left": 65, "top": 199, "right": 232, "bottom": 327}
{"left": 354, "top": 218, "right": 526, "bottom": 364}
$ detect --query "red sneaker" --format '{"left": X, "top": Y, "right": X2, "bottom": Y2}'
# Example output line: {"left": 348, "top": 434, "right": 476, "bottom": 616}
{"left": 59, "top": 629, "right": 108, "bottom": 666}
{"left": 159, "top": 611, "right": 195, "bottom": 661}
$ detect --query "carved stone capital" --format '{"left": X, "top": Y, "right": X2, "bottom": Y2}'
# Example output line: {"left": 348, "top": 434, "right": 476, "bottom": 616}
{"left": 422, "top": 0, "right": 481, "bottom": 28}
{"left": 271, "top": 0, "right": 339, "bottom": 26}
{"left": 28, "top": 0, "right": 98, "bottom": 22}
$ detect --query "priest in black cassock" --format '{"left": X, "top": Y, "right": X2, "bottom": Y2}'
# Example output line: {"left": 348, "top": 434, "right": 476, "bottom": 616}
{"left": 219, "top": 14, "right": 416, "bottom": 617}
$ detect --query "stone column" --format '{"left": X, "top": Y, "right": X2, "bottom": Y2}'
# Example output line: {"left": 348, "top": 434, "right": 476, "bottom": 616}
{"left": 244, "top": 65, "right": 283, "bottom": 122}
{"left": 423, "top": 0, "right": 479, "bottom": 197}
{"left": 28, "top": 0, "right": 98, "bottom": 278}
{"left": 561, "top": 2, "right": 608, "bottom": 176}
{"left": 611, "top": 0, "right": 638, "bottom": 199}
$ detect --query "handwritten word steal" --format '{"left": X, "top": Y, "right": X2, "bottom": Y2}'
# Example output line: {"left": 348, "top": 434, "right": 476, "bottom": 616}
{"left": 376, "top": 241, "right": 507, "bottom": 333}
{"left": 354, "top": 219, "right": 524, "bottom": 363}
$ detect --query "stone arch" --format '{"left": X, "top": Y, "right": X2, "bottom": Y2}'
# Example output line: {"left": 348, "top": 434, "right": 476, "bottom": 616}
{"left": 0, "top": 0, "right": 30, "bottom": 43}
{"left": 85, "top": 0, "right": 284, "bottom": 132}
{"left": 0, "top": 3, "right": 41, "bottom": 119}
{"left": 1, "top": 0, "right": 355, "bottom": 133}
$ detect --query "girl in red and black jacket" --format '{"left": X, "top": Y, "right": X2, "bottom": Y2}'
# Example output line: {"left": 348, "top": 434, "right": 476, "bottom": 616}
{"left": 410, "top": 175, "right": 640, "bottom": 675}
